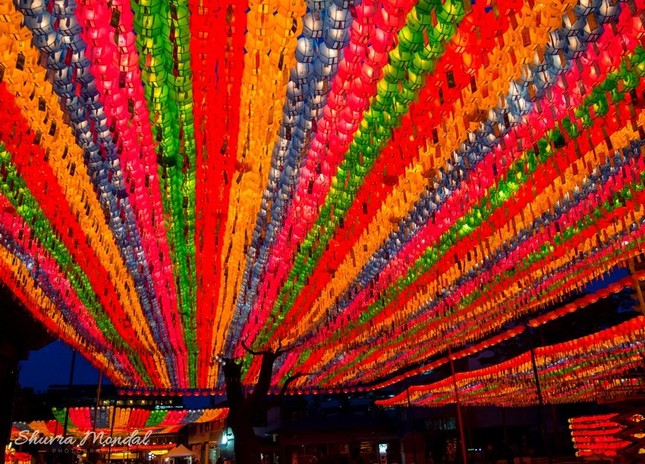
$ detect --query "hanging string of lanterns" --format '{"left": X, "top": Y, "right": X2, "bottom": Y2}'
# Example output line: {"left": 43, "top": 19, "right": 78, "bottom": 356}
{"left": 127, "top": 0, "right": 199, "bottom": 386}
{"left": 46, "top": 407, "right": 228, "bottom": 436}
{"left": 13, "top": 0, "right": 181, "bottom": 387}
{"left": 271, "top": 9, "right": 645, "bottom": 387}
{"left": 217, "top": 0, "right": 307, "bottom": 365}
{"left": 0, "top": 0, "right": 643, "bottom": 396}
{"left": 232, "top": 0, "right": 359, "bottom": 355}
{"left": 75, "top": 0, "right": 189, "bottom": 387}
{"left": 377, "top": 316, "right": 645, "bottom": 408}
{"left": 271, "top": 0, "right": 568, "bottom": 350}
{"left": 190, "top": 0, "right": 247, "bottom": 387}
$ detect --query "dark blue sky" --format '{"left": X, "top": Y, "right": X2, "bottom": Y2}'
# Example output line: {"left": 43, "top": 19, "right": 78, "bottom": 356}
{"left": 19, "top": 341, "right": 104, "bottom": 392}
{"left": 18, "top": 341, "right": 212, "bottom": 408}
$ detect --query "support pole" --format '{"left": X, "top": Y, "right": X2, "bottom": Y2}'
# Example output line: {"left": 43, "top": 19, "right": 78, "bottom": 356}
{"left": 87, "top": 371, "right": 104, "bottom": 464}
{"left": 0, "top": 356, "right": 18, "bottom": 464}
{"left": 406, "top": 387, "right": 421, "bottom": 464}
{"left": 93, "top": 371, "right": 103, "bottom": 431}
{"left": 63, "top": 349, "right": 77, "bottom": 437}
{"left": 528, "top": 330, "right": 551, "bottom": 464}
{"left": 448, "top": 347, "right": 468, "bottom": 464}
{"left": 628, "top": 259, "right": 645, "bottom": 314}
{"left": 107, "top": 400, "right": 118, "bottom": 463}
{"left": 538, "top": 329, "right": 561, "bottom": 456}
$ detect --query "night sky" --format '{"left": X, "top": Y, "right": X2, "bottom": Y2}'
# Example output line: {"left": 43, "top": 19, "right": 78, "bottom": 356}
{"left": 19, "top": 341, "right": 105, "bottom": 392}
{"left": 19, "top": 341, "right": 213, "bottom": 408}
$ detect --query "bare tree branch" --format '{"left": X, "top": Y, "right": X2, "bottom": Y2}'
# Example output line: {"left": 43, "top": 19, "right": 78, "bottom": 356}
{"left": 275, "top": 340, "right": 305, "bottom": 356}
{"left": 242, "top": 337, "right": 305, "bottom": 357}
{"left": 238, "top": 339, "right": 311, "bottom": 406}
{"left": 241, "top": 339, "right": 265, "bottom": 356}
{"left": 279, "top": 372, "right": 313, "bottom": 397}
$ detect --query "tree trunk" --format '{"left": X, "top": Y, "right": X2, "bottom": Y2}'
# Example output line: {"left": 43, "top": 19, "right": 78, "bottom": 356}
{"left": 221, "top": 343, "right": 304, "bottom": 464}
{"left": 222, "top": 352, "right": 278, "bottom": 464}
{"left": 228, "top": 405, "right": 261, "bottom": 464}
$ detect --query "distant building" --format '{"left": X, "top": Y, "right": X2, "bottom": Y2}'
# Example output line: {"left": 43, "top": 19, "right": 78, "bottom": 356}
{"left": 186, "top": 419, "right": 226, "bottom": 464}
{"left": 43, "top": 384, "right": 183, "bottom": 410}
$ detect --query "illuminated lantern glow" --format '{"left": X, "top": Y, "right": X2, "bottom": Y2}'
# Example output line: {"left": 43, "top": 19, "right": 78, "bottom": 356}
{"left": 0, "top": 0, "right": 643, "bottom": 396}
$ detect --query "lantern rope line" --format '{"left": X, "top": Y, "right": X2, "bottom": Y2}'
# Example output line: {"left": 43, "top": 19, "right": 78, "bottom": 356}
{"left": 129, "top": 0, "right": 198, "bottom": 386}
{"left": 13, "top": 0, "right": 178, "bottom": 387}
{"left": 0, "top": 243, "right": 122, "bottom": 384}
{"left": 242, "top": 0, "right": 468, "bottom": 357}
{"left": 0, "top": 145, "right": 144, "bottom": 382}
{"left": 274, "top": 5, "right": 640, "bottom": 386}
{"left": 190, "top": 0, "right": 247, "bottom": 387}
{"left": 216, "top": 0, "right": 307, "bottom": 364}
{"left": 74, "top": 0, "right": 189, "bottom": 387}
{"left": 0, "top": 79, "right": 163, "bottom": 385}
{"left": 234, "top": 0, "right": 358, "bottom": 357}
{"left": 275, "top": 0, "right": 577, "bottom": 352}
